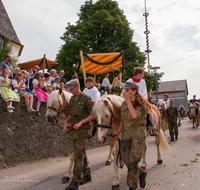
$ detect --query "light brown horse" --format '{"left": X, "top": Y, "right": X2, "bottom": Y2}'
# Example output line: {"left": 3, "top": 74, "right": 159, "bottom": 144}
{"left": 190, "top": 102, "right": 200, "bottom": 128}
{"left": 157, "top": 100, "right": 168, "bottom": 133}
{"left": 93, "top": 95, "right": 171, "bottom": 190}
{"left": 45, "top": 89, "right": 114, "bottom": 183}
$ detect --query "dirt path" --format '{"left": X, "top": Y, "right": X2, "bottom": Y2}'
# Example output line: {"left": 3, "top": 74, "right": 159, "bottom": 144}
{"left": 0, "top": 118, "right": 200, "bottom": 190}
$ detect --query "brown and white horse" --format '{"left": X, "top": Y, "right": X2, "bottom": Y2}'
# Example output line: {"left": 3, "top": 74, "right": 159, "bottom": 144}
{"left": 93, "top": 95, "right": 171, "bottom": 190}
{"left": 157, "top": 100, "right": 168, "bottom": 133}
{"left": 190, "top": 102, "right": 200, "bottom": 128}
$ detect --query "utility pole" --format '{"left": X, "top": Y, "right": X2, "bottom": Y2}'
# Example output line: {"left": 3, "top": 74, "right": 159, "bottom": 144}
{"left": 143, "top": 0, "right": 152, "bottom": 74}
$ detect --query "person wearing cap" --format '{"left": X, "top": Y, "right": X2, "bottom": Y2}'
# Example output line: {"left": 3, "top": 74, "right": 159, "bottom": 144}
{"left": 122, "top": 67, "right": 158, "bottom": 136}
{"left": 114, "top": 81, "right": 150, "bottom": 190}
{"left": 166, "top": 100, "right": 180, "bottom": 141}
{"left": 163, "top": 94, "right": 170, "bottom": 108}
{"left": 63, "top": 79, "right": 94, "bottom": 190}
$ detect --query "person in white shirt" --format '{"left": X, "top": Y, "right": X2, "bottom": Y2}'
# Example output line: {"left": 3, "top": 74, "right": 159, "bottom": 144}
{"left": 102, "top": 72, "right": 112, "bottom": 88}
{"left": 83, "top": 77, "right": 100, "bottom": 101}
{"left": 122, "top": 67, "right": 158, "bottom": 136}
{"left": 163, "top": 94, "right": 170, "bottom": 108}
{"left": 52, "top": 76, "right": 60, "bottom": 91}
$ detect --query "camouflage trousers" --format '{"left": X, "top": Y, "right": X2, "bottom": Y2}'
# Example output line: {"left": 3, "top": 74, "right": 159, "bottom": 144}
{"left": 72, "top": 138, "right": 90, "bottom": 183}
{"left": 168, "top": 121, "right": 178, "bottom": 139}
{"left": 121, "top": 137, "right": 146, "bottom": 189}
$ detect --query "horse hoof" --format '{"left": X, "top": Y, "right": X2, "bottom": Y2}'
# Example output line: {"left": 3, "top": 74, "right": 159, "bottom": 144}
{"left": 61, "top": 176, "right": 70, "bottom": 183}
{"left": 105, "top": 161, "right": 111, "bottom": 166}
{"left": 157, "top": 160, "right": 163, "bottom": 165}
{"left": 141, "top": 166, "right": 146, "bottom": 170}
{"left": 112, "top": 184, "right": 120, "bottom": 190}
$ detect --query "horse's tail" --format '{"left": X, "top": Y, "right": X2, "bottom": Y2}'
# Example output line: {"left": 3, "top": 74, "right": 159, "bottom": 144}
{"left": 159, "top": 128, "right": 172, "bottom": 151}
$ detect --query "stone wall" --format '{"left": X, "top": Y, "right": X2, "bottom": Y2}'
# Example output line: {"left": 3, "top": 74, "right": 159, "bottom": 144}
{"left": 0, "top": 97, "right": 106, "bottom": 169}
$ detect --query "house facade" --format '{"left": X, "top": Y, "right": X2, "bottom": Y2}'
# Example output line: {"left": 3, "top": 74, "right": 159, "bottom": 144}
{"left": 0, "top": 0, "right": 23, "bottom": 57}
{"left": 152, "top": 79, "right": 188, "bottom": 108}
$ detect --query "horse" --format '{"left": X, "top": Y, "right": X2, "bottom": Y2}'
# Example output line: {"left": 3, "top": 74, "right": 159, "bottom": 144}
{"left": 93, "top": 95, "right": 171, "bottom": 190}
{"left": 45, "top": 89, "right": 116, "bottom": 183}
{"left": 190, "top": 102, "right": 200, "bottom": 128}
{"left": 157, "top": 100, "right": 168, "bottom": 133}
{"left": 179, "top": 107, "right": 185, "bottom": 120}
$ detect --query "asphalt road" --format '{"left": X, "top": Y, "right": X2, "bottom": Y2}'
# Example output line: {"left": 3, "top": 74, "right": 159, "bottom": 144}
{"left": 1, "top": 118, "right": 200, "bottom": 190}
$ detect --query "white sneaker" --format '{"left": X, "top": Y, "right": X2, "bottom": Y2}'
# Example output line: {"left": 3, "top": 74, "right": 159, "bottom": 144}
{"left": 7, "top": 109, "right": 13, "bottom": 113}
{"left": 7, "top": 106, "right": 15, "bottom": 110}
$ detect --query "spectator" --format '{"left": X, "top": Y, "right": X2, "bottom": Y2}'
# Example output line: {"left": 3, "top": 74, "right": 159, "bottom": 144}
{"left": 60, "top": 82, "right": 66, "bottom": 91}
{"left": 12, "top": 72, "right": 35, "bottom": 113}
{"left": 99, "top": 86, "right": 107, "bottom": 96}
{"left": 31, "top": 73, "right": 49, "bottom": 116}
{"left": 29, "top": 65, "right": 42, "bottom": 89}
{"left": 49, "top": 69, "right": 57, "bottom": 86}
{"left": 28, "top": 67, "right": 33, "bottom": 79}
{"left": 0, "top": 54, "right": 13, "bottom": 79}
{"left": 71, "top": 75, "right": 78, "bottom": 79}
{"left": 52, "top": 76, "right": 61, "bottom": 91}
{"left": 21, "top": 70, "right": 31, "bottom": 93}
{"left": 102, "top": 72, "right": 112, "bottom": 88}
{"left": 13, "top": 67, "right": 21, "bottom": 79}
{"left": 59, "top": 70, "right": 66, "bottom": 84}
{"left": 43, "top": 73, "right": 52, "bottom": 94}
{"left": 0, "top": 68, "right": 19, "bottom": 113}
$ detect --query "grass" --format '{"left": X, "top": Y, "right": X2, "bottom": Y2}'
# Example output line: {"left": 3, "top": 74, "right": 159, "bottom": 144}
{"left": 64, "top": 148, "right": 71, "bottom": 157}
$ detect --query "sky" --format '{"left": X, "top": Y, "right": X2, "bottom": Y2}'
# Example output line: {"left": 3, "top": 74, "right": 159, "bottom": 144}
{"left": 2, "top": 0, "right": 200, "bottom": 99}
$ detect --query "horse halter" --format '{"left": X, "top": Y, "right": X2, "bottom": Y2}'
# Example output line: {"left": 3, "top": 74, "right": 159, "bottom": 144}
{"left": 47, "top": 96, "right": 66, "bottom": 117}
{"left": 95, "top": 108, "right": 115, "bottom": 129}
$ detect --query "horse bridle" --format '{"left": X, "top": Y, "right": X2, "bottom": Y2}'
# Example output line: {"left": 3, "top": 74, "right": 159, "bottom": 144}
{"left": 95, "top": 108, "right": 115, "bottom": 129}
{"left": 47, "top": 96, "right": 66, "bottom": 117}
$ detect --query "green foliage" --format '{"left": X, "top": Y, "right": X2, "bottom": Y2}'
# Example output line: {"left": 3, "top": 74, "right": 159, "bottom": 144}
{"left": 0, "top": 37, "right": 19, "bottom": 68}
{"left": 111, "top": 86, "right": 122, "bottom": 93}
{"left": 56, "top": 0, "right": 162, "bottom": 91}
{"left": 64, "top": 148, "right": 71, "bottom": 157}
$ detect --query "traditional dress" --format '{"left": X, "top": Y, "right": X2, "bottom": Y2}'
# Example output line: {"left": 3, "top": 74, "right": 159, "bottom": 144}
{"left": 53, "top": 82, "right": 60, "bottom": 90}
{"left": 43, "top": 80, "right": 52, "bottom": 94}
{"left": 102, "top": 77, "right": 112, "bottom": 88}
{"left": 31, "top": 79, "right": 49, "bottom": 102}
{"left": 83, "top": 86, "right": 100, "bottom": 101}
{"left": 12, "top": 79, "right": 30, "bottom": 95}
{"left": 0, "top": 77, "right": 19, "bottom": 102}
{"left": 163, "top": 98, "right": 170, "bottom": 108}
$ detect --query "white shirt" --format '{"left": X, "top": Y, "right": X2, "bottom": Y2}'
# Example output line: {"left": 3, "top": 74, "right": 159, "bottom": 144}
{"left": 32, "top": 79, "right": 39, "bottom": 88}
{"left": 102, "top": 78, "right": 112, "bottom": 88}
{"left": 121, "top": 78, "right": 148, "bottom": 99}
{"left": 83, "top": 86, "right": 100, "bottom": 101}
{"left": 53, "top": 83, "right": 60, "bottom": 88}
{"left": 163, "top": 99, "right": 170, "bottom": 108}
{"left": 12, "top": 79, "right": 25, "bottom": 88}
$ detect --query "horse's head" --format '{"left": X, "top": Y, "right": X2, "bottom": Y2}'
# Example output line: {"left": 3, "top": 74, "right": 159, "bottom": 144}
{"left": 45, "top": 89, "right": 72, "bottom": 124}
{"left": 157, "top": 100, "right": 166, "bottom": 112}
{"left": 93, "top": 95, "right": 123, "bottom": 143}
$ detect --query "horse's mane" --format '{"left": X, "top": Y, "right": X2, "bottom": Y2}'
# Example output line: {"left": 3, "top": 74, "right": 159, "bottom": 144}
{"left": 47, "top": 90, "right": 72, "bottom": 108}
{"left": 93, "top": 95, "right": 124, "bottom": 119}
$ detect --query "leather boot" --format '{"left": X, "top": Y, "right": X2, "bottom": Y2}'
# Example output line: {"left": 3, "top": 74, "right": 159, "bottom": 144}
{"left": 65, "top": 181, "right": 79, "bottom": 190}
{"left": 149, "top": 113, "right": 158, "bottom": 136}
{"left": 139, "top": 171, "right": 147, "bottom": 188}
{"left": 175, "top": 134, "right": 178, "bottom": 140}
{"left": 79, "top": 174, "right": 91, "bottom": 185}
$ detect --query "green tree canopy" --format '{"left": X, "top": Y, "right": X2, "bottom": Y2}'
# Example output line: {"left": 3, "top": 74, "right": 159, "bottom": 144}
{"left": 56, "top": 0, "right": 162, "bottom": 91}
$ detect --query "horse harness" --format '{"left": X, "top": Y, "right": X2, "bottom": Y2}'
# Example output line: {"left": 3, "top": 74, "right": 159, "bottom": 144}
{"left": 47, "top": 95, "right": 66, "bottom": 117}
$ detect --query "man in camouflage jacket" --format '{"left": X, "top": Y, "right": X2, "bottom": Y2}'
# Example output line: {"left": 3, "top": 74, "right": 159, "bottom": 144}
{"left": 63, "top": 79, "right": 94, "bottom": 190}
{"left": 166, "top": 100, "right": 180, "bottom": 141}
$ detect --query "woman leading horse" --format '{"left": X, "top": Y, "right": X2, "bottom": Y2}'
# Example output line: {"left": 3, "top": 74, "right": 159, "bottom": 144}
{"left": 114, "top": 81, "right": 149, "bottom": 190}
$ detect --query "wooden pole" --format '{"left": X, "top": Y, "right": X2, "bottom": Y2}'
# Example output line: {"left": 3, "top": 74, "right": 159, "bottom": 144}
{"left": 119, "top": 72, "right": 122, "bottom": 81}
{"left": 80, "top": 51, "right": 86, "bottom": 86}
{"left": 43, "top": 54, "right": 46, "bottom": 75}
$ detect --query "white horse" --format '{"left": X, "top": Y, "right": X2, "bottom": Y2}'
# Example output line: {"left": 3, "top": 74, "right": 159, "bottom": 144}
{"left": 93, "top": 95, "right": 171, "bottom": 190}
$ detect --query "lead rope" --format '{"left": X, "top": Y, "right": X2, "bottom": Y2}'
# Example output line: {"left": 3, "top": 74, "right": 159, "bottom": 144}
{"left": 108, "top": 133, "right": 124, "bottom": 169}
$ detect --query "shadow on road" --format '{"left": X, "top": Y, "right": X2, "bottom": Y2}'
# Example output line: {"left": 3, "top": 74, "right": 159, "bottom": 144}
{"left": 189, "top": 134, "right": 200, "bottom": 144}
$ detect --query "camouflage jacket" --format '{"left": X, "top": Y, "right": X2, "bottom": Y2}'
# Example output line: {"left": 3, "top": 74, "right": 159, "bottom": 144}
{"left": 120, "top": 100, "right": 147, "bottom": 140}
{"left": 166, "top": 105, "right": 178, "bottom": 122}
{"left": 69, "top": 92, "right": 93, "bottom": 139}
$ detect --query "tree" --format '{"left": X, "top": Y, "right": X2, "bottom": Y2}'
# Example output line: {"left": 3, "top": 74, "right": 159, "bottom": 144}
{"left": 56, "top": 0, "right": 162, "bottom": 90}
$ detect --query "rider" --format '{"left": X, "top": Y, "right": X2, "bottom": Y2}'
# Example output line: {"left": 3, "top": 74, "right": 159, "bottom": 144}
{"left": 163, "top": 94, "right": 170, "bottom": 108}
{"left": 178, "top": 103, "right": 185, "bottom": 111}
{"left": 121, "top": 67, "right": 158, "bottom": 136}
{"left": 190, "top": 95, "right": 198, "bottom": 106}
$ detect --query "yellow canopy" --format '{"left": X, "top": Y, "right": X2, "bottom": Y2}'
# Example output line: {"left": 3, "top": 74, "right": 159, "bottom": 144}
{"left": 79, "top": 52, "right": 122, "bottom": 75}
{"left": 19, "top": 57, "right": 58, "bottom": 71}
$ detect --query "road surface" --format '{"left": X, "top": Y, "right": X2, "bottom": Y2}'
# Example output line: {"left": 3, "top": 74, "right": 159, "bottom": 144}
{"left": 1, "top": 118, "right": 200, "bottom": 190}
